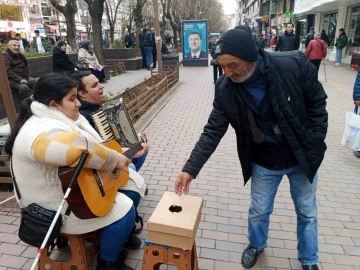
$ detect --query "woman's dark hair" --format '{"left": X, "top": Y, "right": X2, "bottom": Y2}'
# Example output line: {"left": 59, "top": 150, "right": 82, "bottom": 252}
{"left": 5, "top": 73, "right": 77, "bottom": 155}
{"left": 57, "top": 40, "right": 65, "bottom": 48}
{"left": 80, "top": 40, "right": 91, "bottom": 50}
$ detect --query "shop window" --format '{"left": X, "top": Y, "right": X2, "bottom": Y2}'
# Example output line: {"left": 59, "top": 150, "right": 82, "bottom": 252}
{"left": 323, "top": 13, "right": 338, "bottom": 47}
{"left": 348, "top": 6, "right": 360, "bottom": 49}
{"left": 30, "top": 5, "right": 39, "bottom": 14}
{"left": 41, "top": 3, "right": 52, "bottom": 17}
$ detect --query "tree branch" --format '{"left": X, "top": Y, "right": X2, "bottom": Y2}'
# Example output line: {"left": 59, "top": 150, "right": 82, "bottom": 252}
{"left": 49, "top": 0, "right": 66, "bottom": 14}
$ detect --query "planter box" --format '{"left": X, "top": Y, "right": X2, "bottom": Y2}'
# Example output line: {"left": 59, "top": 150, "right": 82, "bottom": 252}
{"left": 147, "top": 191, "right": 203, "bottom": 250}
{"left": 104, "top": 48, "right": 137, "bottom": 60}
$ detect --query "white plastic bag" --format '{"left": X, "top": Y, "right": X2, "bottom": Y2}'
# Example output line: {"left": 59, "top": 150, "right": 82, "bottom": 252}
{"left": 341, "top": 106, "right": 360, "bottom": 151}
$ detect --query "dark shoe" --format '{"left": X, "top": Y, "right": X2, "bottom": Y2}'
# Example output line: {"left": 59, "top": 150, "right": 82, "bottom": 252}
{"left": 302, "top": 265, "right": 319, "bottom": 270}
{"left": 96, "top": 250, "right": 133, "bottom": 270}
{"left": 123, "top": 233, "right": 141, "bottom": 250}
{"left": 145, "top": 187, "right": 149, "bottom": 195}
{"left": 241, "top": 245, "right": 263, "bottom": 268}
{"left": 354, "top": 151, "right": 360, "bottom": 158}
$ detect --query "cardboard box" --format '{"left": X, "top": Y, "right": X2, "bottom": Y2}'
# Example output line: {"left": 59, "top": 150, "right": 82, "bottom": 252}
{"left": 147, "top": 191, "right": 204, "bottom": 250}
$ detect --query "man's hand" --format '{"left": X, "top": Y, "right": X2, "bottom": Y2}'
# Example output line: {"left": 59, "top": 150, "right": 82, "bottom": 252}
{"left": 20, "top": 79, "right": 28, "bottom": 84}
{"left": 133, "top": 143, "right": 149, "bottom": 159}
{"left": 354, "top": 100, "right": 360, "bottom": 106}
{"left": 175, "top": 172, "right": 194, "bottom": 196}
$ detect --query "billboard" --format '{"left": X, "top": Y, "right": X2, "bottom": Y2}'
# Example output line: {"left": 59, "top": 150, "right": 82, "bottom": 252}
{"left": 182, "top": 20, "right": 208, "bottom": 63}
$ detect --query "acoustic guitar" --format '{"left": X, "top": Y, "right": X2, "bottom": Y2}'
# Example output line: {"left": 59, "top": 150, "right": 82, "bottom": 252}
{"left": 58, "top": 139, "right": 143, "bottom": 219}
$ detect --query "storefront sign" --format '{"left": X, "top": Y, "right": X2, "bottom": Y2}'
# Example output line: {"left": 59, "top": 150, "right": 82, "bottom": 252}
{"left": 0, "top": 5, "right": 23, "bottom": 21}
{"left": 0, "top": 0, "right": 29, "bottom": 6}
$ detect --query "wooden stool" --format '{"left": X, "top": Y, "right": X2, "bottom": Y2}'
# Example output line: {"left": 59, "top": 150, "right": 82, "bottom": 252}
{"left": 142, "top": 239, "right": 198, "bottom": 270}
{"left": 38, "top": 232, "right": 99, "bottom": 270}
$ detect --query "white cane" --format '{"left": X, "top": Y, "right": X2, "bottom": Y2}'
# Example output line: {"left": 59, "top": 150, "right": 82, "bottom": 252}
{"left": 323, "top": 58, "right": 327, "bottom": 82}
{"left": 0, "top": 195, "right": 15, "bottom": 206}
{"left": 30, "top": 150, "right": 89, "bottom": 270}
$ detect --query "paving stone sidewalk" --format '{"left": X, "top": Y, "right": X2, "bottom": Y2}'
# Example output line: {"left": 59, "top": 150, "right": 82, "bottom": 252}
{"left": 1, "top": 63, "right": 360, "bottom": 270}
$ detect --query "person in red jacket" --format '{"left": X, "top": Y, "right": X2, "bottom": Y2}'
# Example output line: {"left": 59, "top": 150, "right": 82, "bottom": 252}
{"left": 305, "top": 32, "right": 327, "bottom": 73}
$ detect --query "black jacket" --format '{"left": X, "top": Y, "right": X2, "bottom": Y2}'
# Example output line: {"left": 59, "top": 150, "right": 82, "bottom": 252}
{"left": 141, "top": 29, "right": 153, "bottom": 47}
{"left": 79, "top": 100, "right": 100, "bottom": 128}
{"left": 305, "top": 31, "right": 315, "bottom": 48}
{"left": 275, "top": 31, "right": 299, "bottom": 52}
{"left": 52, "top": 47, "right": 75, "bottom": 73}
{"left": 182, "top": 49, "right": 328, "bottom": 184}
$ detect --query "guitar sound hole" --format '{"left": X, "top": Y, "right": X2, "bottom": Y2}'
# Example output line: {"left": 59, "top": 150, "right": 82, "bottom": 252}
{"left": 111, "top": 168, "right": 120, "bottom": 178}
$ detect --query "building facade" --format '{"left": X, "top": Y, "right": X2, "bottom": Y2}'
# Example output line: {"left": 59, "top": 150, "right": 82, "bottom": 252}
{"left": 294, "top": 0, "right": 360, "bottom": 61}
{"left": 0, "top": 0, "right": 125, "bottom": 43}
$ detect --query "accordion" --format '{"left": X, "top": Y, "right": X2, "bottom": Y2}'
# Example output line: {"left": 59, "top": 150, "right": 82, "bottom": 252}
{"left": 90, "top": 98, "right": 140, "bottom": 148}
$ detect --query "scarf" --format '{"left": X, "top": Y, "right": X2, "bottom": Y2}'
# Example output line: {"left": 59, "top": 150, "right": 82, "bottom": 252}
{"left": 31, "top": 101, "right": 102, "bottom": 144}
{"left": 31, "top": 101, "right": 146, "bottom": 197}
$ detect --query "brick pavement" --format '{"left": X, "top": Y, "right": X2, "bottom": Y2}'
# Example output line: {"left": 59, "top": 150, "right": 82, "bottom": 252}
{"left": 104, "top": 69, "right": 152, "bottom": 97}
{"left": 1, "top": 62, "right": 360, "bottom": 269}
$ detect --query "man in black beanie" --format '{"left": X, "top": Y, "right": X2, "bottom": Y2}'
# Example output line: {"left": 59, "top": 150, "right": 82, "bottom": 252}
{"left": 175, "top": 25, "right": 327, "bottom": 270}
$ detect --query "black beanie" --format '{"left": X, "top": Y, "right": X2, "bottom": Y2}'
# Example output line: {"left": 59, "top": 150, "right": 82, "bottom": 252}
{"left": 215, "top": 26, "right": 258, "bottom": 62}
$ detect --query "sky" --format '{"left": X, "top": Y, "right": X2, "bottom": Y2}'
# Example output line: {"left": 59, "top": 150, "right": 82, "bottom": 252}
{"left": 219, "top": 0, "right": 237, "bottom": 15}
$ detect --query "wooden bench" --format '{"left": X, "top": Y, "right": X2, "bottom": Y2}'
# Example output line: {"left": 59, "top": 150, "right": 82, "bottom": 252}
{"left": 105, "top": 60, "right": 126, "bottom": 77}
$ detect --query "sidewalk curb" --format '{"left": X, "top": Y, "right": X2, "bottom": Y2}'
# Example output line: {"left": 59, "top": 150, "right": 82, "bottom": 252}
{"left": 134, "top": 81, "right": 182, "bottom": 133}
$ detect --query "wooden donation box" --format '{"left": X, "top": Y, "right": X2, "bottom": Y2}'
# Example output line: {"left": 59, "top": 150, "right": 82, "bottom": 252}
{"left": 147, "top": 191, "right": 203, "bottom": 249}
{"left": 142, "top": 192, "right": 203, "bottom": 270}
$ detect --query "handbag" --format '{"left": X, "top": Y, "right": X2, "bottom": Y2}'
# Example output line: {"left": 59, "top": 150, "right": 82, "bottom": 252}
{"left": 11, "top": 159, "right": 63, "bottom": 248}
{"left": 341, "top": 106, "right": 360, "bottom": 151}
{"left": 76, "top": 60, "right": 89, "bottom": 71}
{"left": 210, "top": 59, "right": 218, "bottom": 66}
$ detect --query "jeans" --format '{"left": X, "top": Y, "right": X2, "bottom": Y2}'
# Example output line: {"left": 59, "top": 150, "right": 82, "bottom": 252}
{"left": 144, "top": 46, "right": 153, "bottom": 68}
{"left": 120, "top": 190, "right": 140, "bottom": 208}
{"left": 140, "top": 46, "right": 146, "bottom": 68}
{"left": 336, "top": 48, "right": 343, "bottom": 64}
{"left": 152, "top": 48, "right": 157, "bottom": 67}
{"left": 100, "top": 205, "right": 135, "bottom": 262}
{"left": 248, "top": 163, "right": 318, "bottom": 265}
{"left": 89, "top": 68, "right": 105, "bottom": 82}
{"left": 131, "top": 151, "right": 148, "bottom": 172}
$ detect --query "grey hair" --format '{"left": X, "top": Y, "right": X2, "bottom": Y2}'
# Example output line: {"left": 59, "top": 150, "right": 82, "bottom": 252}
{"left": 8, "top": 40, "right": 19, "bottom": 47}
{"left": 315, "top": 32, "right": 321, "bottom": 38}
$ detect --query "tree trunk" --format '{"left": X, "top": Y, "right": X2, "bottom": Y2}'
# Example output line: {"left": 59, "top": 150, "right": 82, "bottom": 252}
{"left": 172, "top": 26, "right": 178, "bottom": 48}
{"left": 49, "top": 0, "right": 78, "bottom": 52}
{"left": 64, "top": 12, "right": 77, "bottom": 52}
{"left": 133, "top": 0, "right": 144, "bottom": 52}
{"left": 87, "top": 0, "right": 105, "bottom": 64}
{"left": 91, "top": 12, "right": 104, "bottom": 63}
{"left": 110, "top": 24, "right": 115, "bottom": 47}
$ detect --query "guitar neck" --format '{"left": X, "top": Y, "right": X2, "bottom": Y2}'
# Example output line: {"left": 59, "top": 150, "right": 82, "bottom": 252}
{"left": 123, "top": 142, "right": 143, "bottom": 159}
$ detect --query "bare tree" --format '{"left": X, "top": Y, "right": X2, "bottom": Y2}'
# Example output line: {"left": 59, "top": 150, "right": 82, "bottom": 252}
{"left": 104, "top": 0, "right": 124, "bottom": 46}
{"left": 84, "top": 0, "right": 106, "bottom": 63}
{"left": 49, "top": 0, "right": 78, "bottom": 52}
{"left": 78, "top": 0, "right": 92, "bottom": 39}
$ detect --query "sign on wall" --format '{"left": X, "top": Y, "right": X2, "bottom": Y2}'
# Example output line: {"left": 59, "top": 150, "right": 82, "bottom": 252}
{"left": 182, "top": 20, "right": 208, "bottom": 66}
{"left": 0, "top": 5, "right": 23, "bottom": 21}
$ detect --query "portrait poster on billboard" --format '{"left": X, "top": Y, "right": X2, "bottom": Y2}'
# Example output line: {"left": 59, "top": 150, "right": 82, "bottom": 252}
{"left": 182, "top": 20, "right": 208, "bottom": 66}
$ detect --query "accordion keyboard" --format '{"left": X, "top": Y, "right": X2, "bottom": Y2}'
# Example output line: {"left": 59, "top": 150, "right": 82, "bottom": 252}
{"left": 91, "top": 111, "right": 115, "bottom": 142}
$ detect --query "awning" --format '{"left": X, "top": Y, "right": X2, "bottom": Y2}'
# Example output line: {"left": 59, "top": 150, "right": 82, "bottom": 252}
{"left": 293, "top": 0, "right": 336, "bottom": 15}
{"left": 45, "top": 24, "right": 59, "bottom": 31}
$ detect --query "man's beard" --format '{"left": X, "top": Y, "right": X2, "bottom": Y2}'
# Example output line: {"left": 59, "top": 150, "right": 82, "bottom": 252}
{"left": 230, "top": 63, "right": 256, "bottom": 83}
